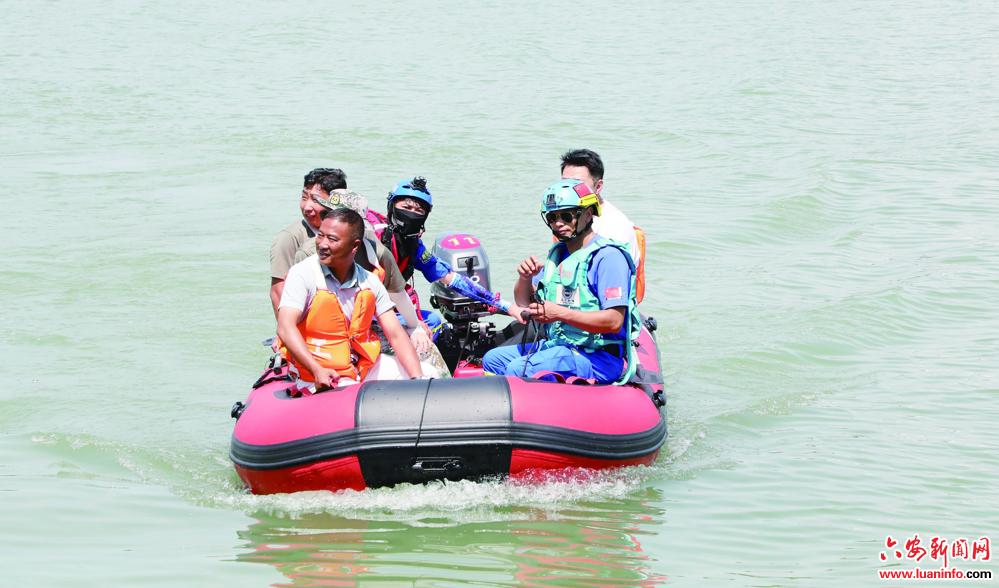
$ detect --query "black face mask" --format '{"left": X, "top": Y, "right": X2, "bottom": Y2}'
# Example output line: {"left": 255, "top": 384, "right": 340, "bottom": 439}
{"left": 389, "top": 207, "right": 429, "bottom": 238}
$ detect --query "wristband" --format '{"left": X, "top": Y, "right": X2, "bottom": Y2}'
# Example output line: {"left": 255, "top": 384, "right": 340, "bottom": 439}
{"left": 491, "top": 297, "right": 512, "bottom": 313}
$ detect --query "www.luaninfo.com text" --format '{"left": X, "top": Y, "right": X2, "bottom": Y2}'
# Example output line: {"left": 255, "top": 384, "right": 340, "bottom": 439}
{"left": 878, "top": 568, "right": 992, "bottom": 580}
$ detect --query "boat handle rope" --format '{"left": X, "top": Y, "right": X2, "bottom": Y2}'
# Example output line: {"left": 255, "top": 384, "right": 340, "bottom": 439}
{"left": 251, "top": 354, "right": 293, "bottom": 390}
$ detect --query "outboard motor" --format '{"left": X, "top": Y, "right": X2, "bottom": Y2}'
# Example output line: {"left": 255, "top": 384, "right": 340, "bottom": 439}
{"left": 429, "top": 233, "right": 493, "bottom": 322}
{"left": 429, "top": 233, "right": 498, "bottom": 373}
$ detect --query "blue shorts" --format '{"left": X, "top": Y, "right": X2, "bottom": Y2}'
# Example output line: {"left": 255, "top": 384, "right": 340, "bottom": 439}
{"left": 481, "top": 340, "right": 624, "bottom": 384}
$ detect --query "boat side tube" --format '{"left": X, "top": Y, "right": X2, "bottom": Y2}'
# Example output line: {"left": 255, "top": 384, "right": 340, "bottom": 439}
{"left": 231, "top": 376, "right": 666, "bottom": 488}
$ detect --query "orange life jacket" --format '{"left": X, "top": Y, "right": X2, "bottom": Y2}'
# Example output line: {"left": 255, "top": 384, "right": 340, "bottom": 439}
{"left": 280, "top": 260, "right": 382, "bottom": 382}
{"left": 634, "top": 225, "right": 647, "bottom": 304}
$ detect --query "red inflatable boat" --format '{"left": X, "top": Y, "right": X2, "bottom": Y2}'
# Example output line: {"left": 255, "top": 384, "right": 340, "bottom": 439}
{"left": 230, "top": 324, "right": 665, "bottom": 494}
{"left": 230, "top": 232, "right": 666, "bottom": 494}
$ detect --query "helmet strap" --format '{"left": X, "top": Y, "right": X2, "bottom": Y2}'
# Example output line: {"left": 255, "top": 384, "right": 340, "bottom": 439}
{"left": 550, "top": 209, "right": 594, "bottom": 243}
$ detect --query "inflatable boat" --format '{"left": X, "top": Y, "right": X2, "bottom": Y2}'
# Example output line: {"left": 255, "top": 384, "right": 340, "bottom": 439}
{"left": 230, "top": 233, "right": 666, "bottom": 494}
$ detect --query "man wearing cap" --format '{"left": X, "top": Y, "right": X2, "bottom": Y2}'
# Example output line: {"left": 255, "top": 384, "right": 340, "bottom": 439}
{"left": 299, "top": 188, "right": 438, "bottom": 361}
{"left": 277, "top": 207, "right": 426, "bottom": 388}
{"left": 482, "top": 179, "right": 639, "bottom": 385}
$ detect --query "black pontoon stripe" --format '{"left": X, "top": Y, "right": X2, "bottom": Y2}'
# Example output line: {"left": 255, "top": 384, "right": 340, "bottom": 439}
{"left": 230, "top": 420, "right": 666, "bottom": 470}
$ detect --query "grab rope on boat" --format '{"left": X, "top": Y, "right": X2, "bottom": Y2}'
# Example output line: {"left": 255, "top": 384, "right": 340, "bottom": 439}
{"left": 250, "top": 354, "right": 293, "bottom": 390}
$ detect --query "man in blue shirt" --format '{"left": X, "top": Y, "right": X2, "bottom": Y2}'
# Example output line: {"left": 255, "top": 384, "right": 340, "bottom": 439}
{"left": 482, "top": 179, "right": 639, "bottom": 384}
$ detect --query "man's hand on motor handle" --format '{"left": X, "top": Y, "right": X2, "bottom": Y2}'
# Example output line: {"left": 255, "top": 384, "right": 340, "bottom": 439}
{"left": 505, "top": 303, "right": 529, "bottom": 325}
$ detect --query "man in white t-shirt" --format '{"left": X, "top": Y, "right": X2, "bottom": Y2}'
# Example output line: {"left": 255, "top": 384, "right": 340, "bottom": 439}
{"left": 277, "top": 208, "right": 425, "bottom": 389}
{"left": 559, "top": 149, "right": 640, "bottom": 268}
{"left": 560, "top": 149, "right": 646, "bottom": 303}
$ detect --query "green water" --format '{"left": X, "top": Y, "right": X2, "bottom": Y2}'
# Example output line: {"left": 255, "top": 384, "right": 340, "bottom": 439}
{"left": 2, "top": 0, "right": 998, "bottom": 585}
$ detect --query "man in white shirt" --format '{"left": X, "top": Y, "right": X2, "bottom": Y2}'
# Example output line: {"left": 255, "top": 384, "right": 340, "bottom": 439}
{"left": 277, "top": 208, "right": 426, "bottom": 389}
{"left": 560, "top": 149, "right": 646, "bottom": 302}
{"left": 559, "top": 149, "right": 640, "bottom": 267}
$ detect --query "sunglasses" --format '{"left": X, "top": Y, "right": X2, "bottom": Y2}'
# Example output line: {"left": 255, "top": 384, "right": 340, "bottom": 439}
{"left": 543, "top": 208, "right": 583, "bottom": 225}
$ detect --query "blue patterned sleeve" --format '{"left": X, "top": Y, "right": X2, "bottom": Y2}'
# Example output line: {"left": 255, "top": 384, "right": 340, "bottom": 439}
{"left": 412, "top": 239, "right": 512, "bottom": 312}
{"left": 413, "top": 239, "right": 453, "bottom": 282}
{"left": 448, "top": 274, "right": 511, "bottom": 312}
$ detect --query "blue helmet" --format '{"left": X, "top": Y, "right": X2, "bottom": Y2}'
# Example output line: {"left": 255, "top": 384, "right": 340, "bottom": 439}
{"left": 387, "top": 176, "right": 433, "bottom": 211}
{"left": 540, "top": 179, "right": 601, "bottom": 216}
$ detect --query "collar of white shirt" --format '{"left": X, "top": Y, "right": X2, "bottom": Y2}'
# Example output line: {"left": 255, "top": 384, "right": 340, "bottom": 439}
{"left": 320, "top": 262, "right": 363, "bottom": 289}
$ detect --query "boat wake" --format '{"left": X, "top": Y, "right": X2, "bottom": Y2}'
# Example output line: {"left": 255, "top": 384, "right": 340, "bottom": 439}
{"left": 212, "top": 463, "right": 666, "bottom": 518}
